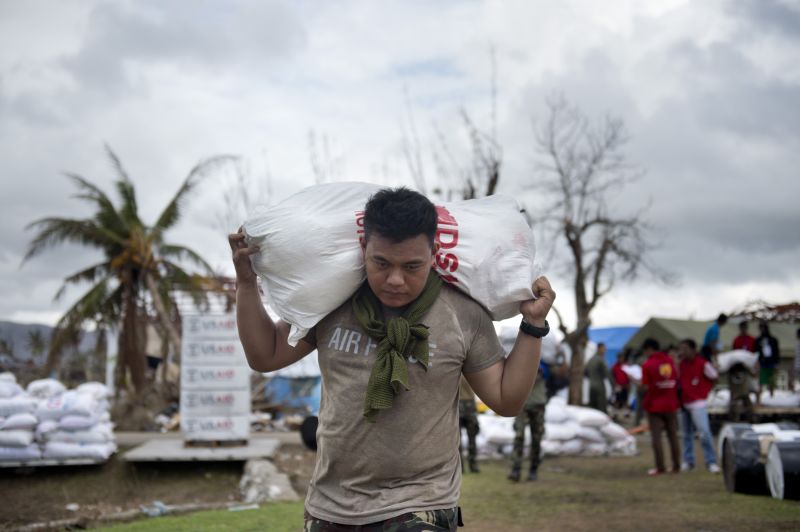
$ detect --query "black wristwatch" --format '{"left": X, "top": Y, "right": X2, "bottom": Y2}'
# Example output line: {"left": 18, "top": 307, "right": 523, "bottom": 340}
{"left": 519, "top": 319, "right": 549, "bottom": 338}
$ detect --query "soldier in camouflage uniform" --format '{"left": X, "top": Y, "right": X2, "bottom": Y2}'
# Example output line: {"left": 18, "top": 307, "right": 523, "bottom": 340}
{"left": 458, "top": 376, "right": 480, "bottom": 473}
{"left": 508, "top": 364, "right": 547, "bottom": 481}
{"left": 304, "top": 508, "right": 461, "bottom": 531}
{"left": 729, "top": 362, "right": 756, "bottom": 422}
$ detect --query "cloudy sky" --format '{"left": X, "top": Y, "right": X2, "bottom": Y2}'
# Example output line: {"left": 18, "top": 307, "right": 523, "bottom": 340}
{"left": 1, "top": 0, "right": 798, "bottom": 333}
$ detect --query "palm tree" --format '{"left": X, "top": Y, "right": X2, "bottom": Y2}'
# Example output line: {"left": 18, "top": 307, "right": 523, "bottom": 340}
{"left": 24, "top": 146, "right": 234, "bottom": 392}
{"left": 26, "top": 330, "right": 47, "bottom": 367}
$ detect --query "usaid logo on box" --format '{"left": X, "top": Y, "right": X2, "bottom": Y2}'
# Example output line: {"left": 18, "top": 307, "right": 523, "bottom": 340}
{"left": 181, "top": 415, "right": 249, "bottom": 441}
{"left": 182, "top": 340, "right": 246, "bottom": 366}
{"left": 181, "top": 366, "right": 250, "bottom": 390}
{"left": 182, "top": 389, "right": 250, "bottom": 416}
{"left": 184, "top": 315, "right": 239, "bottom": 341}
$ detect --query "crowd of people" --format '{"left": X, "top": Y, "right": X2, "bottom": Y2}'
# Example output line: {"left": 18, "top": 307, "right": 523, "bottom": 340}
{"left": 457, "top": 314, "right": 800, "bottom": 481}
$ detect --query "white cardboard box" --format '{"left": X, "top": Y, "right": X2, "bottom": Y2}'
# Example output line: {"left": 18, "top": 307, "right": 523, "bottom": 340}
{"left": 181, "top": 365, "right": 251, "bottom": 391}
{"left": 183, "top": 315, "right": 240, "bottom": 342}
{"left": 181, "top": 415, "right": 250, "bottom": 441}
{"left": 182, "top": 339, "right": 247, "bottom": 367}
{"left": 181, "top": 389, "right": 251, "bottom": 417}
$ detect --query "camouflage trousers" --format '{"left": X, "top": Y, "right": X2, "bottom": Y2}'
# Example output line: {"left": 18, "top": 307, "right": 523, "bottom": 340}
{"left": 304, "top": 508, "right": 460, "bottom": 531}
{"left": 510, "top": 404, "right": 545, "bottom": 471}
{"left": 458, "top": 399, "right": 479, "bottom": 464}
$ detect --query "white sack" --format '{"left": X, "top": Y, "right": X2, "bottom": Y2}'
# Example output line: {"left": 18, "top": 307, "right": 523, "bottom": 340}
{"left": 544, "top": 422, "right": 579, "bottom": 441}
{"left": 36, "top": 391, "right": 99, "bottom": 420}
{"left": 59, "top": 415, "right": 98, "bottom": 431}
{"left": 544, "top": 403, "right": 571, "bottom": 424}
{"left": 560, "top": 439, "right": 585, "bottom": 455}
{"left": 760, "top": 391, "right": 800, "bottom": 409}
{"left": 36, "top": 419, "right": 59, "bottom": 439}
{"left": 583, "top": 442, "right": 608, "bottom": 456}
{"left": 541, "top": 439, "right": 563, "bottom": 456}
{"left": 46, "top": 425, "right": 113, "bottom": 444}
{"left": 0, "top": 397, "right": 37, "bottom": 417}
{"left": 607, "top": 435, "right": 638, "bottom": 457}
{"left": 569, "top": 406, "right": 611, "bottom": 428}
{"left": 26, "top": 378, "right": 66, "bottom": 399}
{"left": 0, "top": 430, "right": 34, "bottom": 447}
{"left": 0, "top": 444, "right": 41, "bottom": 461}
{"left": 0, "top": 381, "right": 22, "bottom": 398}
{"left": 1, "top": 412, "right": 38, "bottom": 430}
{"left": 621, "top": 365, "right": 642, "bottom": 381}
{"left": 244, "top": 182, "right": 539, "bottom": 345}
{"left": 717, "top": 350, "right": 759, "bottom": 373}
{"left": 481, "top": 415, "right": 516, "bottom": 446}
{"left": 42, "top": 441, "right": 116, "bottom": 461}
{"left": 76, "top": 382, "right": 111, "bottom": 400}
{"left": 601, "top": 422, "right": 629, "bottom": 442}
{"left": 576, "top": 426, "right": 605, "bottom": 443}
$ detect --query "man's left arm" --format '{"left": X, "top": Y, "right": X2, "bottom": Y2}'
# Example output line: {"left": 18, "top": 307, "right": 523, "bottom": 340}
{"left": 465, "top": 277, "right": 555, "bottom": 417}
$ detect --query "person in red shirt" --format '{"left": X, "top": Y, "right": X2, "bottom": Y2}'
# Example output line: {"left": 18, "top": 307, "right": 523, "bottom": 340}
{"left": 611, "top": 350, "right": 631, "bottom": 410}
{"left": 641, "top": 338, "right": 681, "bottom": 476}
{"left": 677, "top": 339, "right": 720, "bottom": 473}
{"left": 732, "top": 321, "right": 755, "bottom": 352}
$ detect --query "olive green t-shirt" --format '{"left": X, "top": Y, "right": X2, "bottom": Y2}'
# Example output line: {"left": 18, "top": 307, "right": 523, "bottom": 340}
{"left": 303, "top": 284, "right": 505, "bottom": 525}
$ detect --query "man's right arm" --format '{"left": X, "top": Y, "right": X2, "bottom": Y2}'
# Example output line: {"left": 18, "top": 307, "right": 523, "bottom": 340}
{"left": 230, "top": 230, "right": 314, "bottom": 372}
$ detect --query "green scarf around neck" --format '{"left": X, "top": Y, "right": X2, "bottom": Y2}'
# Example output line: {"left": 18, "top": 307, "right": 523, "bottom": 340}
{"left": 352, "top": 270, "right": 443, "bottom": 422}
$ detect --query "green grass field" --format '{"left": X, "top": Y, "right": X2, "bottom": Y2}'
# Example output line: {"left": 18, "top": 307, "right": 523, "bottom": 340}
{"left": 103, "top": 440, "right": 800, "bottom": 532}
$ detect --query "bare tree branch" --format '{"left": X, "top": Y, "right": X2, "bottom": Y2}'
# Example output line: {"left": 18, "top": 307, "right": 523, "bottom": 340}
{"left": 531, "top": 94, "right": 671, "bottom": 404}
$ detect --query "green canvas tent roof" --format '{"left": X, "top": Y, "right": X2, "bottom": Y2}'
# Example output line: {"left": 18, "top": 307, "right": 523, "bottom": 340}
{"left": 624, "top": 317, "right": 797, "bottom": 361}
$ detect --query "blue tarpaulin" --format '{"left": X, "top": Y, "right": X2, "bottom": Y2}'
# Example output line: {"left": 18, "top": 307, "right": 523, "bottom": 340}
{"left": 588, "top": 326, "right": 640, "bottom": 367}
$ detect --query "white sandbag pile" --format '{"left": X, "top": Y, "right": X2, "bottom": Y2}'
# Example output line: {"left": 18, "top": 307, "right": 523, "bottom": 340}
{"left": 471, "top": 396, "right": 637, "bottom": 459}
{"left": 707, "top": 388, "right": 800, "bottom": 409}
{"left": 544, "top": 398, "right": 637, "bottom": 457}
{"left": 0, "top": 374, "right": 116, "bottom": 463}
{"left": 244, "top": 182, "right": 539, "bottom": 345}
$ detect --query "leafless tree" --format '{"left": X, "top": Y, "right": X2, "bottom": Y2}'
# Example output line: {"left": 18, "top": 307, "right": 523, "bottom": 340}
{"left": 532, "top": 95, "right": 670, "bottom": 404}
{"left": 403, "top": 47, "right": 502, "bottom": 201}
{"left": 308, "top": 129, "right": 344, "bottom": 184}
{"left": 214, "top": 157, "right": 270, "bottom": 234}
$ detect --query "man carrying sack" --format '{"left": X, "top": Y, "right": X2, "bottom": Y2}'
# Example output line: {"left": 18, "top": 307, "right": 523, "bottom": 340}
{"left": 230, "top": 187, "right": 554, "bottom": 530}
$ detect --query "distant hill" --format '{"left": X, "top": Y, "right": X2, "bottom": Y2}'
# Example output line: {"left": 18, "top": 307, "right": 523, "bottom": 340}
{"left": 0, "top": 320, "right": 100, "bottom": 366}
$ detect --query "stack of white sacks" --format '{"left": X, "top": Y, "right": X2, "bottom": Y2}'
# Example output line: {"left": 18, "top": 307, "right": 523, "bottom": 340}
{"left": 707, "top": 350, "right": 800, "bottom": 409}
{"left": 476, "top": 396, "right": 637, "bottom": 459}
{"left": 0, "top": 372, "right": 116, "bottom": 463}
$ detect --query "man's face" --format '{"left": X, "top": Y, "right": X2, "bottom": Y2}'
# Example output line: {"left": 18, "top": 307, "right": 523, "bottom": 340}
{"left": 678, "top": 343, "right": 694, "bottom": 359}
{"left": 362, "top": 232, "right": 437, "bottom": 308}
{"left": 597, "top": 345, "right": 606, "bottom": 357}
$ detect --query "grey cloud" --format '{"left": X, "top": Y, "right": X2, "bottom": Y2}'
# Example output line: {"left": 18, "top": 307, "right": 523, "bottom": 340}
{"left": 60, "top": 0, "right": 307, "bottom": 96}
{"left": 727, "top": 0, "right": 800, "bottom": 40}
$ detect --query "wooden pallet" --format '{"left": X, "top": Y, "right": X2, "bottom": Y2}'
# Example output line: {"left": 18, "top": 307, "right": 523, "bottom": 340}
{"left": 183, "top": 439, "right": 248, "bottom": 449}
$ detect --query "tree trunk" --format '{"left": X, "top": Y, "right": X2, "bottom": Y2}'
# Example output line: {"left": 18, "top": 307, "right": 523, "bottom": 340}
{"left": 122, "top": 285, "right": 146, "bottom": 392}
{"left": 145, "top": 273, "right": 182, "bottom": 380}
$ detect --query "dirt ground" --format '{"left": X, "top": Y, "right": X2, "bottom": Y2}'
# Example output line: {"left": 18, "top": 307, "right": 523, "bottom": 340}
{"left": 0, "top": 443, "right": 316, "bottom": 531}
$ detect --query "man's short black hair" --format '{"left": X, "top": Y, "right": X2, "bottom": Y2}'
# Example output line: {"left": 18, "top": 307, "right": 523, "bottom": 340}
{"left": 739, "top": 321, "right": 748, "bottom": 330}
{"left": 363, "top": 187, "right": 437, "bottom": 246}
{"left": 718, "top": 313, "right": 728, "bottom": 325}
{"left": 642, "top": 338, "right": 660, "bottom": 351}
{"left": 680, "top": 338, "right": 697, "bottom": 350}
{"left": 597, "top": 342, "right": 606, "bottom": 349}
